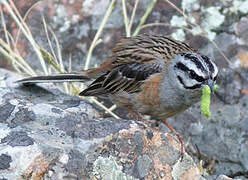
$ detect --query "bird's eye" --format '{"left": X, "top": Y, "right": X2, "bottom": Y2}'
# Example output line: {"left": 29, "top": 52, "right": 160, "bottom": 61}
{"left": 189, "top": 70, "right": 197, "bottom": 78}
{"left": 189, "top": 70, "right": 205, "bottom": 82}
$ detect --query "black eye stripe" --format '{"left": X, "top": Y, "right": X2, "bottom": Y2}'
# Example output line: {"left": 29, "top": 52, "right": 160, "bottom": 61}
{"left": 213, "top": 74, "right": 218, "bottom": 81}
{"left": 177, "top": 76, "right": 201, "bottom": 89}
{"left": 175, "top": 62, "right": 205, "bottom": 82}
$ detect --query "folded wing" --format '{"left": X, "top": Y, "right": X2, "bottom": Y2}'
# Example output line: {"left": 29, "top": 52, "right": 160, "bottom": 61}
{"left": 79, "top": 62, "right": 162, "bottom": 96}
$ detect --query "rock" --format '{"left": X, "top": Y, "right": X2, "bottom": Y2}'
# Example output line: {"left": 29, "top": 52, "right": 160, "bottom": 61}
{"left": 215, "top": 68, "right": 242, "bottom": 105}
{"left": 235, "top": 17, "right": 248, "bottom": 46}
{"left": 216, "top": 175, "right": 242, "bottom": 180}
{"left": 0, "top": 154, "right": 12, "bottom": 170}
{"left": 0, "top": 68, "right": 204, "bottom": 179}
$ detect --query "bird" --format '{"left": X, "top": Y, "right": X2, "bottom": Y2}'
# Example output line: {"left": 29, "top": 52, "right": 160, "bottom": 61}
{"left": 17, "top": 34, "right": 218, "bottom": 159}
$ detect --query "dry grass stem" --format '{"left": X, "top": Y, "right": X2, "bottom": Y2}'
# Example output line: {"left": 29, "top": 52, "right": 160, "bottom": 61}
{"left": 2, "top": 0, "right": 48, "bottom": 74}
{"left": 0, "top": 6, "right": 10, "bottom": 46}
{"left": 128, "top": 0, "right": 140, "bottom": 35}
{"left": 14, "top": 1, "right": 41, "bottom": 46}
{"left": 122, "top": 0, "right": 130, "bottom": 37}
{"left": 84, "top": 0, "right": 117, "bottom": 71}
{"left": 132, "top": 0, "right": 158, "bottom": 36}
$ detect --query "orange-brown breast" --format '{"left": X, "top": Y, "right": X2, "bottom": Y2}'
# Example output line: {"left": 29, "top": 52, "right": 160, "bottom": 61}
{"left": 136, "top": 73, "right": 163, "bottom": 106}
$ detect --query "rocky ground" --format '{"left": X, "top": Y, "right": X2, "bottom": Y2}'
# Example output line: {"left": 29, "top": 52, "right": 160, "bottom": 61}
{"left": 0, "top": 0, "right": 248, "bottom": 179}
{"left": 0, "top": 68, "right": 206, "bottom": 179}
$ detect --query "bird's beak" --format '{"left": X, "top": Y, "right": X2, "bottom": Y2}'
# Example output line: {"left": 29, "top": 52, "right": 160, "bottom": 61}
{"left": 206, "top": 79, "right": 214, "bottom": 92}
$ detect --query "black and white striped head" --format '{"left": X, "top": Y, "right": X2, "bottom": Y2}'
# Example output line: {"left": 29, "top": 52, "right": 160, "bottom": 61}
{"left": 169, "top": 52, "right": 218, "bottom": 91}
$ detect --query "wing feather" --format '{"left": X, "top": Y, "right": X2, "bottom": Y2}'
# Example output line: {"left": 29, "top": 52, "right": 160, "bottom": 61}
{"left": 79, "top": 62, "right": 162, "bottom": 96}
{"left": 109, "top": 34, "right": 196, "bottom": 66}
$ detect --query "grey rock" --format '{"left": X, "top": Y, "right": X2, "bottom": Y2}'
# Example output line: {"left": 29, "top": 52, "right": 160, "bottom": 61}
{"left": 0, "top": 102, "right": 15, "bottom": 122}
{"left": 10, "top": 106, "right": 36, "bottom": 128}
{"left": 216, "top": 175, "right": 242, "bottom": 180}
{"left": 235, "top": 17, "right": 248, "bottom": 46}
{"left": 0, "top": 68, "right": 204, "bottom": 179}
{"left": 1, "top": 131, "right": 34, "bottom": 147}
{"left": 239, "top": 68, "right": 248, "bottom": 84}
{"left": 188, "top": 122, "right": 203, "bottom": 136}
{"left": 240, "top": 142, "right": 248, "bottom": 170}
{"left": 215, "top": 68, "right": 242, "bottom": 104}
{"left": 134, "top": 154, "right": 153, "bottom": 178}
{"left": 214, "top": 33, "right": 238, "bottom": 52}
{"left": 0, "top": 154, "right": 12, "bottom": 170}
{"left": 65, "top": 149, "right": 84, "bottom": 176}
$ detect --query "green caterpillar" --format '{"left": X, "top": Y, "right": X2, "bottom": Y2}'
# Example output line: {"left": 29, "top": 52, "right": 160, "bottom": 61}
{"left": 201, "top": 85, "right": 211, "bottom": 118}
{"left": 201, "top": 85, "right": 219, "bottom": 118}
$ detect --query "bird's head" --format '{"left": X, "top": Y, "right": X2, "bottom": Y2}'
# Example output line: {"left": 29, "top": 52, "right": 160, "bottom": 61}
{"left": 169, "top": 52, "right": 218, "bottom": 94}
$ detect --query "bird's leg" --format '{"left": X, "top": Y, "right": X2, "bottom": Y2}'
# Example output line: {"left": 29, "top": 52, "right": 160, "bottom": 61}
{"left": 163, "top": 120, "right": 185, "bottom": 161}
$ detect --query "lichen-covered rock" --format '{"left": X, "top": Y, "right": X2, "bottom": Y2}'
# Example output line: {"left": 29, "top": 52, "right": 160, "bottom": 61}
{"left": 0, "top": 68, "right": 206, "bottom": 179}
{"left": 85, "top": 124, "right": 204, "bottom": 180}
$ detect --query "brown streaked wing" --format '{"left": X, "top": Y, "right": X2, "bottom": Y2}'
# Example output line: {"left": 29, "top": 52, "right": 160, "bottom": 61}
{"left": 79, "top": 62, "right": 163, "bottom": 96}
{"left": 110, "top": 34, "right": 197, "bottom": 66}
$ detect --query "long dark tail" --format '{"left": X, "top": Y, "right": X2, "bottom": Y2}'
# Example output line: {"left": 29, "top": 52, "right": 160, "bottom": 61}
{"left": 16, "top": 73, "right": 91, "bottom": 84}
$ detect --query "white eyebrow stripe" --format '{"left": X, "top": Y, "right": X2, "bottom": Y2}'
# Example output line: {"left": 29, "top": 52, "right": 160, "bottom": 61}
{"left": 183, "top": 60, "right": 206, "bottom": 78}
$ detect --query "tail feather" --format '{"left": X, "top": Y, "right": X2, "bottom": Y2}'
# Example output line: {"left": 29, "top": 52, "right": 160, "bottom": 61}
{"left": 16, "top": 73, "right": 90, "bottom": 84}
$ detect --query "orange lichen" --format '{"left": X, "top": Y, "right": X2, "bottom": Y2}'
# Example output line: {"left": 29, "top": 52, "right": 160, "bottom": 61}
{"left": 180, "top": 167, "right": 202, "bottom": 180}
{"left": 238, "top": 50, "right": 248, "bottom": 68}
{"left": 24, "top": 155, "right": 50, "bottom": 180}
